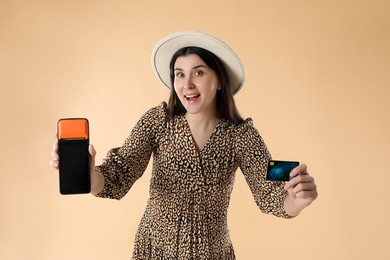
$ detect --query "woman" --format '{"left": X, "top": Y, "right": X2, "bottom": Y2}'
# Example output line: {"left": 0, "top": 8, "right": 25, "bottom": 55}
{"left": 51, "top": 31, "right": 318, "bottom": 259}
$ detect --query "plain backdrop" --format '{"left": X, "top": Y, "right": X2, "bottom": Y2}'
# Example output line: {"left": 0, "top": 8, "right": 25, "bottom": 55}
{"left": 0, "top": 0, "right": 389, "bottom": 259}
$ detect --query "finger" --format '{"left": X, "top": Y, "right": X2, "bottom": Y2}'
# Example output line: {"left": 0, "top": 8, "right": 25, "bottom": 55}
{"left": 284, "top": 174, "right": 314, "bottom": 190}
{"left": 50, "top": 159, "right": 59, "bottom": 169}
{"left": 291, "top": 181, "right": 317, "bottom": 194}
{"left": 293, "top": 188, "right": 318, "bottom": 200}
{"left": 51, "top": 152, "right": 59, "bottom": 161}
{"left": 52, "top": 142, "right": 59, "bottom": 161}
{"left": 289, "top": 164, "right": 308, "bottom": 178}
{"left": 289, "top": 181, "right": 317, "bottom": 200}
{"left": 53, "top": 141, "right": 58, "bottom": 150}
{"left": 89, "top": 144, "right": 96, "bottom": 157}
{"left": 89, "top": 144, "right": 96, "bottom": 173}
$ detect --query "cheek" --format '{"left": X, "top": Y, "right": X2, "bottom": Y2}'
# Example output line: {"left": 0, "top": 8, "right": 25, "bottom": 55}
{"left": 173, "top": 84, "right": 183, "bottom": 99}
{"left": 209, "top": 81, "right": 220, "bottom": 93}
{"left": 173, "top": 84, "right": 180, "bottom": 94}
{"left": 208, "top": 75, "right": 220, "bottom": 91}
{"left": 173, "top": 78, "right": 182, "bottom": 90}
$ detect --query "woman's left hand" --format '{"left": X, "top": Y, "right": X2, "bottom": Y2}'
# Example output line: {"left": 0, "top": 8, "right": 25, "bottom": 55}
{"left": 283, "top": 164, "right": 318, "bottom": 216}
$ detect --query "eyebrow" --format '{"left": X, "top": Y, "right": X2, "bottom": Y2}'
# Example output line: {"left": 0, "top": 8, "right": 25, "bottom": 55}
{"left": 174, "top": 65, "right": 207, "bottom": 71}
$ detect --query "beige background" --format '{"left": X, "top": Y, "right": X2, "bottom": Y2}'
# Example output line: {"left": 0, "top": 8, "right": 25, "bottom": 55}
{"left": 0, "top": 0, "right": 389, "bottom": 259}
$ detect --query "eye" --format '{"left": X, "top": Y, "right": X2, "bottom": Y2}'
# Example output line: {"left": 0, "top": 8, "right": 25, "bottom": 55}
{"left": 175, "top": 72, "right": 184, "bottom": 78}
{"left": 194, "top": 70, "right": 204, "bottom": 76}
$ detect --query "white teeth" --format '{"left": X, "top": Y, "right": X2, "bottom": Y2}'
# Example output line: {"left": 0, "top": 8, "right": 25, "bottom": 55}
{"left": 185, "top": 94, "right": 200, "bottom": 98}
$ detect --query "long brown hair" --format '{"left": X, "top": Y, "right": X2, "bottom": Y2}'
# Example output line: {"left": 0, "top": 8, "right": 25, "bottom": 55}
{"left": 167, "top": 47, "right": 244, "bottom": 125}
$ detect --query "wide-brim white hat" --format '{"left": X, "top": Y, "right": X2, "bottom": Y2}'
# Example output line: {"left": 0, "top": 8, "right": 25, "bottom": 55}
{"left": 151, "top": 30, "right": 245, "bottom": 95}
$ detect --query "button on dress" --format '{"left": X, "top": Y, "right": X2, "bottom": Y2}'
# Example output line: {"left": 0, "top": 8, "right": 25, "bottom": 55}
{"left": 95, "top": 102, "right": 292, "bottom": 259}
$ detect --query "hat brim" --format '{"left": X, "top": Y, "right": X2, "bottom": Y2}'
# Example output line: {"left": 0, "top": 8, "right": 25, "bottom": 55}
{"left": 151, "top": 31, "right": 245, "bottom": 95}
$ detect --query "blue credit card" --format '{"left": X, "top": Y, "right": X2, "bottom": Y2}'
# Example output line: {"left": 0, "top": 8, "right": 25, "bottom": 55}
{"left": 266, "top": 160, "right": 299, "bottom": 181}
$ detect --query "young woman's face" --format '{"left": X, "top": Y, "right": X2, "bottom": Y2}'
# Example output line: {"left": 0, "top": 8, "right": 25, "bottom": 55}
{"left": 173, "top": 54, "right": 221, "bottom": 116}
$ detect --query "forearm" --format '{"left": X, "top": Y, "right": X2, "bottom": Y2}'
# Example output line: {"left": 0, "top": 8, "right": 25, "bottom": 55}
{"left": 90, "top": 170, "right": 104, "bottom": 195}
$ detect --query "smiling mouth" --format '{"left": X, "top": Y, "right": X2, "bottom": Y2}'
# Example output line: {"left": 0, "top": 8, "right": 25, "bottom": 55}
{"left": 185, "top": 94, "right": 201, "bottom": 101}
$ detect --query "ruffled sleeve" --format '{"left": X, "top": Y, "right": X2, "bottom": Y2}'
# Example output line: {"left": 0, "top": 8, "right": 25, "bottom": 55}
{"left": 235, "top": 119, "right": 294, "bottom": 218}
{"left": 95, "top": 102, "right": 168, "bottom": 200}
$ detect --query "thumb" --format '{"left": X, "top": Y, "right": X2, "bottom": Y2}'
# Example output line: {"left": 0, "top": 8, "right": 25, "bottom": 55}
{"left": 89, "top": 144, "right": 96, "bottom": 167}
{"left": 89, "top": 144, "right": 96, "bottom": 157}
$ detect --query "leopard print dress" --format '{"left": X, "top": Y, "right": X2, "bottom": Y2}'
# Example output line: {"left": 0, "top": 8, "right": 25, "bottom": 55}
{"left": 95, "top": 102, "right": 292, "bottom": 259}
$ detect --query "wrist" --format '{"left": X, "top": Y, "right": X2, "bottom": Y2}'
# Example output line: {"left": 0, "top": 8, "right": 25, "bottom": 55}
{"left": 283, "top": 195, "right": 302, "bottom": 217}
{"left": 90, "top": 170, "right": 104, "bottom": 195}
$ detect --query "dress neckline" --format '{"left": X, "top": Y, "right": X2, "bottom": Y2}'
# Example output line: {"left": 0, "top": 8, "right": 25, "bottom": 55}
{"left": 181, "top": 115, "right": 222, "bottom": 154}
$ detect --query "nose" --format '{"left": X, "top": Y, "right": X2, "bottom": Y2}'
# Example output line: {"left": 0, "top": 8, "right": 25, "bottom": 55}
{"left": 183, "top": 75, "right": 195, "bottom": 89}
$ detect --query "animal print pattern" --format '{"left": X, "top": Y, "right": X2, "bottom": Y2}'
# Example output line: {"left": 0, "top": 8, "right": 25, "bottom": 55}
{"left": 95, "top": 102, "right": 292, "bottom": 259}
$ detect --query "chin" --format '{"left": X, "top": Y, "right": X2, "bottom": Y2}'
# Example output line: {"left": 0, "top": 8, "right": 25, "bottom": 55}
{"left": 184, "top": 107, "right": 201, "bottom": 115}
{"left": 181, "top": 101, "right": 200, "bottom": 114}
